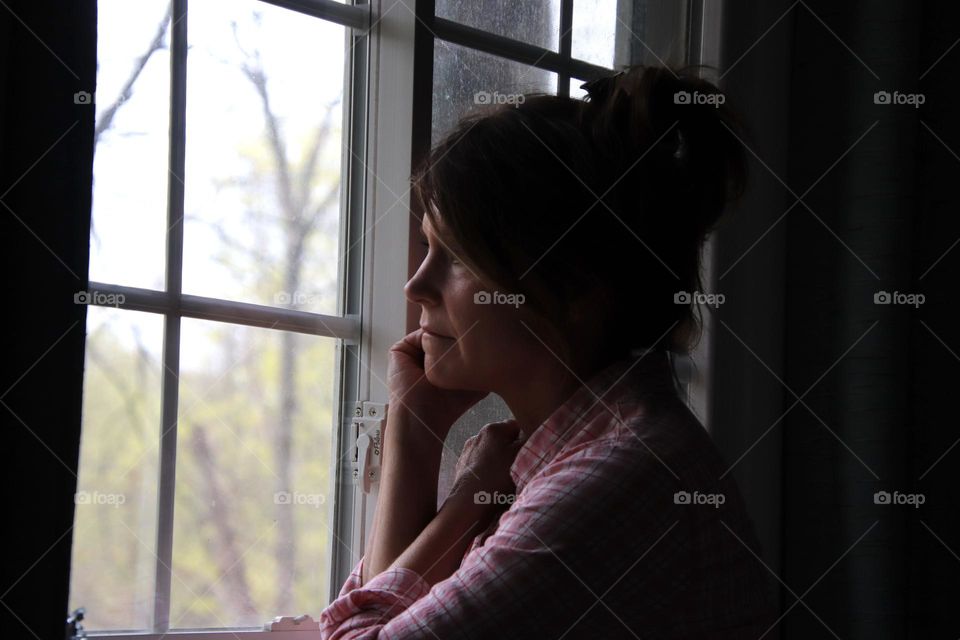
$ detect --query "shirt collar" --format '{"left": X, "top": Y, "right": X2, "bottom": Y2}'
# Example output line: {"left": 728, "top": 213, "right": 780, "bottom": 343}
{"left": 509, "top": 348, "right": 676, "bottom": 493}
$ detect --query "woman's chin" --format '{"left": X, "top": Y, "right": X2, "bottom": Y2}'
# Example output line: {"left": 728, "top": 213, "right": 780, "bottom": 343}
{"left": 424, "top": 357, "right": 462, "bottom": 389}
{"left": 423, "top": 359, "right": 449, "bottom": 386}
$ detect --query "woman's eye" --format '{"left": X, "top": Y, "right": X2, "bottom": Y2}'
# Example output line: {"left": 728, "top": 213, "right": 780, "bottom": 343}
{"left": 419, "top": 239, "right": 461, "bottom": 265}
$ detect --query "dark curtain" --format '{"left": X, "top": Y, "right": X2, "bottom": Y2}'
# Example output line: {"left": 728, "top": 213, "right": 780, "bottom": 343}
{"left": 0, "top": 2, "right": 96, "bottom": 639}
{"left": 716, "top": 1, "right": 960, "bottom": 638}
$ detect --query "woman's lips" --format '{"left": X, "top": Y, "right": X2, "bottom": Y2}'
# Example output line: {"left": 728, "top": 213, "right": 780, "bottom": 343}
{"left": 421, "top": 327, "right": 452, "bottom": 339}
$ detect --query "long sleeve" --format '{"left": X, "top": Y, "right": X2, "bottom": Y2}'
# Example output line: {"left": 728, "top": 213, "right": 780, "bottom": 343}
{"left": 319, "top": 440, "right": 723, "bottom": 639}
{"left": 319, "top": 555, "right": 432, "bottom": 639}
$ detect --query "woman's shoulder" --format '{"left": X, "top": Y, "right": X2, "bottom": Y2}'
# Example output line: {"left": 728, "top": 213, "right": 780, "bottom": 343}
{"left": 550, "top": 392, "right": 725, "bottom": 482}
{"left": 535, "top": 395, "right": 761, "bottom": 544}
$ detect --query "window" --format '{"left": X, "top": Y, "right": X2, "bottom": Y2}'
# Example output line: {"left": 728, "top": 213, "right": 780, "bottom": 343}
{"left": 70, "top": 0, "right": 708, "bottom": 636}
{"left": 71, "top": 0, "right": 370, "bottom": 636}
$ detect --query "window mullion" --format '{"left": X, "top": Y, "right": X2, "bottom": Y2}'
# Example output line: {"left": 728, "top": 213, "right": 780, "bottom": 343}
{"left": 153, "top": 0, "right": 189, "bottom": 632}
{"left": 557, "top": 0, "right": 573, "bottom": 96}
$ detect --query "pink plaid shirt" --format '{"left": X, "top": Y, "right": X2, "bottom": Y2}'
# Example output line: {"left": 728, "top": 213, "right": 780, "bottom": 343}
{"left": 320, "top": 350, "right": 778, "bottom": 639}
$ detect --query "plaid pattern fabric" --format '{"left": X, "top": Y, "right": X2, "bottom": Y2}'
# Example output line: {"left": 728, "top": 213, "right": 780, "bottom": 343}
{"left": 320, "top": 350, "right": 779, "bottom": 639}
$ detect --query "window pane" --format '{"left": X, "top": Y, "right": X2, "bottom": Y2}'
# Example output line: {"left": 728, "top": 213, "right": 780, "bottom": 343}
{"left": 436, "top": 0, "right": 560, "bottom": 51}
{"left": 89, "top": 0, "right": 171, "bottom": 290}
{"left": 170, "top": 319, "right": 338, "bottom": 629}
{"left": 70, "top": 307, "right": 165, "bottom": 631}
{"left": 572, "top": 0, "right": 619, "bottom": 67}
{"left": 438, "top": 395, "right": 514, "bottom": 509}
{"left": 183, "top": 1, "right": 347, "bottom": 316}
{"left": 433, "top": 41, "right": 557, "bottom": 144}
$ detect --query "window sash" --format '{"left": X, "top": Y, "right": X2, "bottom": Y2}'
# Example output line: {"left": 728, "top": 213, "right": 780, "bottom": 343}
{"left": 81, "top": 0, "right": 372, "bottom": 635}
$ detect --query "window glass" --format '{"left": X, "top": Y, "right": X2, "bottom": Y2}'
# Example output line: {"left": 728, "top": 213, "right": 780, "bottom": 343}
{"left": 432, "top": 40, "right": 557, "bottom": 144}
{"left": 183, "top": 0, "right": 346, "bottom": 316}
{"left": 436, "top": 0, "right": 560, "bottom": 51}
{"left": 572, "top": 0, "right": 619, "bottom": 67}
{"left": 170, "top": 318, "right": 338, "bottom": 628}
{"left": 69, "top": 307, "right": 164, "bottom": 631}
{"left": 88, "top": 0, "right": 171, "bottom": 291}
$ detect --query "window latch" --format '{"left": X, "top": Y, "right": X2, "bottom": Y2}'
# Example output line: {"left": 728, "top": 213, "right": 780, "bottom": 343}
{"left": 352, "top": 401, "right": 386, "bottom": 493}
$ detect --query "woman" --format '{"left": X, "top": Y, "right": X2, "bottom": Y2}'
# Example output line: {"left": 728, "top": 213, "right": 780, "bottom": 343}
{"left": 320, "top": 65, "right": 778, "bottom": 639}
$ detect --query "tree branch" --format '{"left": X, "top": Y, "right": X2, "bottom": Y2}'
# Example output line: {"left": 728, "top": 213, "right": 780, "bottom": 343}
{"left": 189, "top": 423, "right": 259, "bottom": 617}
{"left": 94, "top": 1, "right": 173, "bottom": 145}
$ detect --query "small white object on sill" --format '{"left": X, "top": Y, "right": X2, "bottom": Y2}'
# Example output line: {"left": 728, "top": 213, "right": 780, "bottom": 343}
{"left": 264, "top": 614, "right": 320, "bottom": 631}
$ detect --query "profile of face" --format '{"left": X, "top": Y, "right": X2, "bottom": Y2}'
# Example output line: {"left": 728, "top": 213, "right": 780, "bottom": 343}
{"left": 403, "top": 214, "right": 563, "bottom": 394}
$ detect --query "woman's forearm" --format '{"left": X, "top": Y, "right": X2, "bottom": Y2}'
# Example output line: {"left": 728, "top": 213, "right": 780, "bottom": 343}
{"left": 362, "top": 407, "right": 447, "bottom": 583}
{"left": 388, "top": 489, "right": 491, "bottom": 587}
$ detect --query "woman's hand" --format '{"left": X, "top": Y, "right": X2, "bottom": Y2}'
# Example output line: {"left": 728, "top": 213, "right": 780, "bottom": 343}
{"left": 447, "top": 419, "right": 526, "bottom": 515}
{"left": 387, "top": 329, "right": 488, "bottom": 439}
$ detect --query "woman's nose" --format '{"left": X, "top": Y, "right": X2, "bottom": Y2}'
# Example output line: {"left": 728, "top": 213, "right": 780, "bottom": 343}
{"left": 404, "top": 263, "right": 438, "bottom": 306}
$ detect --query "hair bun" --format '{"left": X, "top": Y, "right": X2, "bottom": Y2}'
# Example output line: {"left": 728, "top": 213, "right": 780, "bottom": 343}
{"left": 579, "top": 65, "right": 747, "bottom": 236}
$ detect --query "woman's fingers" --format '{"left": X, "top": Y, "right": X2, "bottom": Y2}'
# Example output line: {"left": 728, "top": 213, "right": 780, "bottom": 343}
{"left": 483, "top": 419, "right": 522, "bottom": 441}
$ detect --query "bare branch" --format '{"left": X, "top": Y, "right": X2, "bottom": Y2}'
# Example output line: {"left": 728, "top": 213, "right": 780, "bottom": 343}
{"left": 94, "top": 1, "right": 173, "bottom": 145}
{"left": 295, "top": 97, "right": 342, "bottom": 215}
{"left": 302, "top": 182, "right": 341, "bottom": 238}
{"left": 189, "top": 423, "right": 259, "bottom": 617}
{"left": 232, "top": 21, "right": 297, "bottom": 227}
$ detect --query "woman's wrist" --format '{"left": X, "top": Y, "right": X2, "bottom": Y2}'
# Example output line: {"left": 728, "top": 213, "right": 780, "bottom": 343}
{"left": 363, "top": 407, "right": 449, "bottom": 580}
{"left": 388, "top": 489, "right": 494, "bottom": 587}
{"left": 385, "top": 404, "right": 449, "bottom": 456}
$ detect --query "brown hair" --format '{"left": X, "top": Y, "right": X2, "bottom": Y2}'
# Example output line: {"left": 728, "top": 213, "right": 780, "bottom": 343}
{"left": 412, "top": 64, "right": 748, "bottom": 368}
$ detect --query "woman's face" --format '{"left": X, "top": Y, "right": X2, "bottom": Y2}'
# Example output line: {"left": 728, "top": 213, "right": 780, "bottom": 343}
{"left": 404, "top": 214, "right": 561, "bottom": 393}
